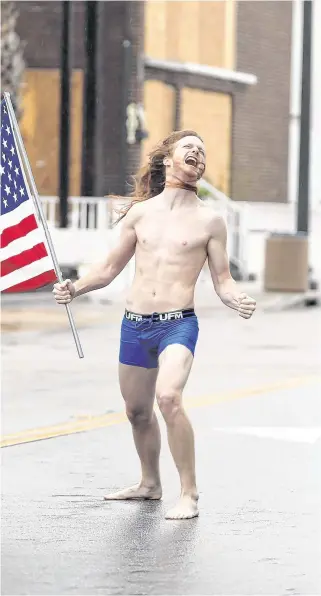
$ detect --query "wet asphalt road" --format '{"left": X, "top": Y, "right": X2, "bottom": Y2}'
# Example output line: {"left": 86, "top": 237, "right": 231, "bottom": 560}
{"left": 1, "top": 293, "right": 321, "bottom": 595}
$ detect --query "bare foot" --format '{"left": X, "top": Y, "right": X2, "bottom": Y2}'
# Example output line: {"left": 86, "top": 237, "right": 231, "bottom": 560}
{"left": 165, "top": 494, "right": 199, "bottom": 520}
{"left": 104, "top": 483, "right": 162, "bottom": 501}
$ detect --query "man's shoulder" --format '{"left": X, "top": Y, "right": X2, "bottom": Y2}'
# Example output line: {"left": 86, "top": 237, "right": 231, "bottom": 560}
{"left": 198, "top": 201, "right": 226, "bottom": 231}
{"left": 131, "top": 197, "right": 156, "bottom": 213}
{"left": 123, "top": 199, "right": 149, "bottom": 224}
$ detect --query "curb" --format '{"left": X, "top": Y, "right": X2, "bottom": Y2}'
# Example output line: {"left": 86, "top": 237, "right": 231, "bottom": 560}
{"left": 262, "top": 289, "right": 320, "bottom": 312}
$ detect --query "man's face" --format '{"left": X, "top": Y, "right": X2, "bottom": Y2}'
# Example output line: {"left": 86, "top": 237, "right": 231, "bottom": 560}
{"left": 167, "top": 135, "right": 206, "bottom": 182}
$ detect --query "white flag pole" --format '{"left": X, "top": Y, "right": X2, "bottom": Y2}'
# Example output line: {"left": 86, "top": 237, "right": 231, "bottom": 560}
{"left": 4, "top": 92, "right": 84, "bottom": 359}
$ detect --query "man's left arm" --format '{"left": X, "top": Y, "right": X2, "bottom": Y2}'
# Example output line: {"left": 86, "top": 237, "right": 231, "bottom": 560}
{"left": 207, "top": 215, "right": 256, "bottom": 319}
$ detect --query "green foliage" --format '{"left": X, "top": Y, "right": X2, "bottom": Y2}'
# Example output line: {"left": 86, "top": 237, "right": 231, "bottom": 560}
{"left": 197, "top": 186, "right": 210, "bottom": 199}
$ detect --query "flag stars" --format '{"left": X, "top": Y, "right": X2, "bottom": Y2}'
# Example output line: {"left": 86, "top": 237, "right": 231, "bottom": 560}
{"left": 1, "top": 101, "right": 33, "bottom": 223}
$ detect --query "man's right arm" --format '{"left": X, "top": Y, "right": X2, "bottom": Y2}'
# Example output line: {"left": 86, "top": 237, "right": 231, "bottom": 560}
{"left": 53, "top": 206, "right": 139, "bottom": 303}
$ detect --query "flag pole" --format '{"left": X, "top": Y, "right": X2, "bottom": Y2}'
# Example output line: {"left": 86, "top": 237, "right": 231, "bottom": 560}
{"left": 3, "top": 92, "right": 84, "bottom": 359}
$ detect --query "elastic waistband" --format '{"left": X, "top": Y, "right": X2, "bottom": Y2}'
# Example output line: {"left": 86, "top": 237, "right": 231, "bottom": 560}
{"left": 124, "top": 308, "right": 195, "bottom": 322}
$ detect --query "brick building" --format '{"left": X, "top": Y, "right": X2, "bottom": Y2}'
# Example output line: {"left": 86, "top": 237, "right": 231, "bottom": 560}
{"left": 13, "top": 0, "right": 292, "bottom": 202}
{"left": 14, "top": 1, "right": 144, "bottom": 197}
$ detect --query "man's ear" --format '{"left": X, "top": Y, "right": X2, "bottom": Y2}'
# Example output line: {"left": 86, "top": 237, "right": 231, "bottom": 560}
{"left": 163, "top": 157, "right": 171, "bottom": 167}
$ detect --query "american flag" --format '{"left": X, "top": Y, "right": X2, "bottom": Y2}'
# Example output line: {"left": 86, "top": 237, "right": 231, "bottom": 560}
{"left": 0, "top": 98, "right": 57, "bottom": 292}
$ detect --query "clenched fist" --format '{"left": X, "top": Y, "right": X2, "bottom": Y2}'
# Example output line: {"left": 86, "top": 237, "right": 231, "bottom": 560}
{"left": 237, "top": 293, "right": 256, "bottom": 319}
{"left": 52, "top": 279, "right": 76, "bottom": 305}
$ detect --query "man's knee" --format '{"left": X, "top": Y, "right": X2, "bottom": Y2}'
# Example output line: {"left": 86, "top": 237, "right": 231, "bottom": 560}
{"left": 156, "top": 390, "right": 182, "bottom": 423}
{"left": 126, "top": 405, "right": 152, "bottom": 427}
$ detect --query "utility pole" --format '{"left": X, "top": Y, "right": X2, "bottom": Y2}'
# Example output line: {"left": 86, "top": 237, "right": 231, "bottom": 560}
{"left": 81, "top": 0, "right": 97, "bottom": 197}
{"left": 297, "top": 0, "right": 312, "bottom": 233}
{"left": 120, "top": 39, "right": 132, "bottom": 197}
{"left": 59, "top": 0, "right": 72, "bottom": 228}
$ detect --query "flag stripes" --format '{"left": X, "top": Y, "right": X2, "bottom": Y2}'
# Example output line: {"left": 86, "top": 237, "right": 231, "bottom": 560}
{"left": 0, "top": 98, "right": 56, "bottom": 292}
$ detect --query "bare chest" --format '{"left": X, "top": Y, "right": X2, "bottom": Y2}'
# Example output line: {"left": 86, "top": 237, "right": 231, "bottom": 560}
{"left": 136, "top": 216, "right": 208, "bottom": 253}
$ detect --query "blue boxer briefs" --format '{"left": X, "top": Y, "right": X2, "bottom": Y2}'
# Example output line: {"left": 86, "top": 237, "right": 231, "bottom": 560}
{"left": 119, "top": 308, "right": 199, "bottom": 368}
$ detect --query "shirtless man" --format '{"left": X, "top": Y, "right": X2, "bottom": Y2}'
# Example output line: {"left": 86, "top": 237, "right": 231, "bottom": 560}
{"left": 53, "top": 130, "right": 256, "bottom": 520}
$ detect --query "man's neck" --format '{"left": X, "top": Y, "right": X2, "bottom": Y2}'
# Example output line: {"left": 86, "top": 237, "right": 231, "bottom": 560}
{"left": 165, "top": 180, "right": 197, "bottom": 193}
{"left": 162, "top": 184, "right": 198, "bottom": 209}
{"left": 165, "top": 173, "right": 197, "bottom": 194}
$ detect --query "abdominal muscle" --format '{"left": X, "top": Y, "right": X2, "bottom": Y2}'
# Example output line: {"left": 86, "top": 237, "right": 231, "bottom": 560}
{"left": 125, "top": 249, "right": 207, "bottom": 314}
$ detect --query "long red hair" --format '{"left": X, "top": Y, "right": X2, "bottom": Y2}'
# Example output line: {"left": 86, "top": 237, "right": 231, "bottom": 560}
{"left": 112, "top": 129, "right": 203, "bottom": 223}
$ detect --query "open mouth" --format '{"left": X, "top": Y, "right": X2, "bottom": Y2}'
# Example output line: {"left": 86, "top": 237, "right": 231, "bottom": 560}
{"left": 185, "top": 156, "right": 198, "bottom": 167}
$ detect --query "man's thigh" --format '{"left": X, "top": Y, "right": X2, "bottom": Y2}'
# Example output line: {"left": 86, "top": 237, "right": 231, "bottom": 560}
{"left": 119, "top": 363, "right": 158, "bottom": 411}
{"left": 156, "top": 344, "right": 194, "bottom": 396}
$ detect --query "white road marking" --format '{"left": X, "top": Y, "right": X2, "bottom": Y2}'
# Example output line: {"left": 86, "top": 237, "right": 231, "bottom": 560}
{"left": 212, "top": 427, "right": 321, "bottom": 444}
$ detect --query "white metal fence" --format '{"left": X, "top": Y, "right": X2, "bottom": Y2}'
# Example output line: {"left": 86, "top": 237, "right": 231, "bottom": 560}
{"left": 198, "top": 180, "right": 249, "bottom": 278}
{"left": 41, "top": 196, "right": 114, "bottom": 230}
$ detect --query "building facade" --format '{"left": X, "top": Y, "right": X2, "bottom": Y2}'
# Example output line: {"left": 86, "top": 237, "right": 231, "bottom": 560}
{"left": 143, "top": 1, "right": 293, "bottom": 201}
{"left": 15, "top": 1, "right": 144, "bottom": 197}
{"left": 13, "top": 0, "right": 294, "bottom": 202}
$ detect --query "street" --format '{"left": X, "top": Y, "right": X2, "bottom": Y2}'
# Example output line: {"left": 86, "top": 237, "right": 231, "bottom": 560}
{"left": 1, "top": 290, "right": 321, "bottom": 595}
